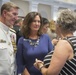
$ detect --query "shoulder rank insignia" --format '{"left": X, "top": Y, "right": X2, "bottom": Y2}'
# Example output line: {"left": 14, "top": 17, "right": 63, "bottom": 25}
{"left": 9, "top": 28, "right": 16, "bottom": 34}
{"left": 0, "top": 39, "right": 6, "bottom": 43}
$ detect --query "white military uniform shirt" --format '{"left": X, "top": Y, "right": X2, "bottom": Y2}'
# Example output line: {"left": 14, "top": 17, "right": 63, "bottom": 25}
{"left": 0, "top": 22, "right": 15, "bottom": 75}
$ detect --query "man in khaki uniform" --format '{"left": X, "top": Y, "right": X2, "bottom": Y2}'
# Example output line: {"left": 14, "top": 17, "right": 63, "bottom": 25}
{"left": 0, "top": 2, "right": 19, "bottom": 75}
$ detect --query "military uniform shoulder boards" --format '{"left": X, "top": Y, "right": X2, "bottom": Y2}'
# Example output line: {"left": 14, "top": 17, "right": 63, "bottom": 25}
{"left": 9, "top": 28, "right": 16, "bottom": 34}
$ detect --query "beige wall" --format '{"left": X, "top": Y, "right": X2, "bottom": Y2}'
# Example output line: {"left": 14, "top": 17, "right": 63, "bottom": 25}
{"left": 11, "top": 0, "right": 29, "bottom": 17}
{"left": 10, "top": 0, "right": 76, "bottom": 20}
{"left": 38, "top": 4, "right": 51, "bottom": 20}
{"left": 11, "top": 0, "right": 52, "bottom": 20}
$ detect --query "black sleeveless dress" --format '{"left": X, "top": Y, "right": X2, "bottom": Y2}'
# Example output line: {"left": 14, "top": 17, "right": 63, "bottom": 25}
{"left": 43, "top": 36, "right": 76, "bottom": 75}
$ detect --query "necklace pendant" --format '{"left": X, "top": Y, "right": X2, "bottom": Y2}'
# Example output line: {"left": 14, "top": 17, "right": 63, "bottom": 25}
{"left": 29, "top": 38, "right": 40, "bottom": 47}
{"left": 30, "top": 42, "right": 33, "bottom": 45}
{"left": 34, "top": 44, "right": 37, "bottom": 47}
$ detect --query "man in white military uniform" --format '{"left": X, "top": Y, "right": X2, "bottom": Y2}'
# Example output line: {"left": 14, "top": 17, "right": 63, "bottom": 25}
{"left": 0, "top": 2, "right": 19, "bottom": 75}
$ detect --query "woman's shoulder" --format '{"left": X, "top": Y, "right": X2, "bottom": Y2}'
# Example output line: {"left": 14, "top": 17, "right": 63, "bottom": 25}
{"left": 40, "top": 34, "right": 52, "bottom": 41}
{"left": 18, "top": 36, "right": 24, "bottom": 43}
{"left": 57, "top": 39, "right": 70, "bottom": 46}
{"left": 55, "top": 39, "right": 72, "bottom": 53}
{"left": 18, "top": 36, "right": 24, "bottom": 40}
{"left": 41, "top": 34, "right": 50, "bottom": 38}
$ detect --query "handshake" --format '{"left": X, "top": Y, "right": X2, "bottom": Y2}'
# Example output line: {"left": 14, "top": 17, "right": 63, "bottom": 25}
{"left": 34, "top": 58, "right": 44, "bottom": 71}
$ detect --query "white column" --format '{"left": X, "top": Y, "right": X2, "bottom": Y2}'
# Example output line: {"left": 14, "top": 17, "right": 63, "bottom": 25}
{"left": 29, "top": 1, "right": 39, "bottom": 12}
{"left": 51, "top": 6, "right": 59, "bottom": 21}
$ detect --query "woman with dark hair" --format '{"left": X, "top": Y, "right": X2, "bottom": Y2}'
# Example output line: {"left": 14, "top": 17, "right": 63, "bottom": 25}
{"left": 41, "top": 17, "right": 50, "bottom": 34}
{"left": 16, "top": 12, "right": 53, "bottom": 75}
{"left": 34, "top": 9, "right": 76, "bottom": 75}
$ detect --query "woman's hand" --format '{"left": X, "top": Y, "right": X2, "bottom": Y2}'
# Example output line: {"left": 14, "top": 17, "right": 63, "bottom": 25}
{"left": 34, "top": 59, "right": 48, "bottom": 75}
{"left": 52, "top": 39, "right": 58, "bottom": 46}
{"left": 34, "top": 59, "right": 44, "bottom": 70}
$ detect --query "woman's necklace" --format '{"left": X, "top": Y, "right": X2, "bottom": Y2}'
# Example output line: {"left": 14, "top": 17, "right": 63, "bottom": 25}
{"left": 29, "top": 38, "right": 40, "bottom": 47}
{"left": 24, "top": 37, "right": 40, "bottom": 47}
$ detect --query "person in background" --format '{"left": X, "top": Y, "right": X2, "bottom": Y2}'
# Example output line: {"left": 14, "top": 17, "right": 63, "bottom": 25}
{"left": 41, "top": 17, "right": 58, "bottom": 46}
{"left": 16, "top": 12, "right": 53, "bottom": 75}
{"left": 34, "top": 9, "right": 76, "bottom": 75}
{"left": 0, "top": 2, "right": 19, "bottom": 75}
{"left": 41, "top": 17, "right": 50, "bottom": 34}
{"left": 48, "top": 20, "right": 57, "bottom": 40}
{"left": 13, "top": 18, "right": 23, "bottom": 45}
{"left": 45, "top": 20, "right": 58, "bottom": 46}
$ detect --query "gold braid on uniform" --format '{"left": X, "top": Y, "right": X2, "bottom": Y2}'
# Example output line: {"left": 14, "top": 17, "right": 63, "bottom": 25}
{"left": 10, "top": 28, "right": 17, "bottom": 53}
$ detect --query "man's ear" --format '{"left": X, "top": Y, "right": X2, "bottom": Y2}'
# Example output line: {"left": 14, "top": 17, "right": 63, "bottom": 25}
{"left": 2, "top": 10, "right": 7, "bottom": 17}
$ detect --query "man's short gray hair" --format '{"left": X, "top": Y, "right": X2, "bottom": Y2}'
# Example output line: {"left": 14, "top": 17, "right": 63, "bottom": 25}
{"left": 1, "top": 2, "right": 19, "bottom": 15}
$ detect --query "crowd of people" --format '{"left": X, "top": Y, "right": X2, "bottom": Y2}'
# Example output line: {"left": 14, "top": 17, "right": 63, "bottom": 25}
{"left": 0, "top": 1, "right": 76, "bottom": 75}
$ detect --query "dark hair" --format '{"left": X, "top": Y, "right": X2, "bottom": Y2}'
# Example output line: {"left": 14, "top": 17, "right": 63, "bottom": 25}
{"left": 21, "top": 12, "right": 43, "bottom": 38}
{"left": 57, "top": 9, "right": 76, "bottom": 32}
{"left": 42, "top": 17, "right": 49, "bottom": 26}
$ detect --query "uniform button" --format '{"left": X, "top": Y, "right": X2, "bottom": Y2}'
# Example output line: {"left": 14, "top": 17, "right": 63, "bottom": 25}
{"left": 10, "top": 54, "right": 12, "bottom": 56}
{"left": 8, "top": 42, "right": 11, "bottom": 45}
{"left": 10, "top": 53, "right": 13, "bottom": 56}
{"left": 2, "top": 47, "right": 4, "bottom": 49}
{"left": 7, "top": 32, "right": 8, "bottom": 34}
{"left": 10, "top": 52, "right": 14, "bottom": 56}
